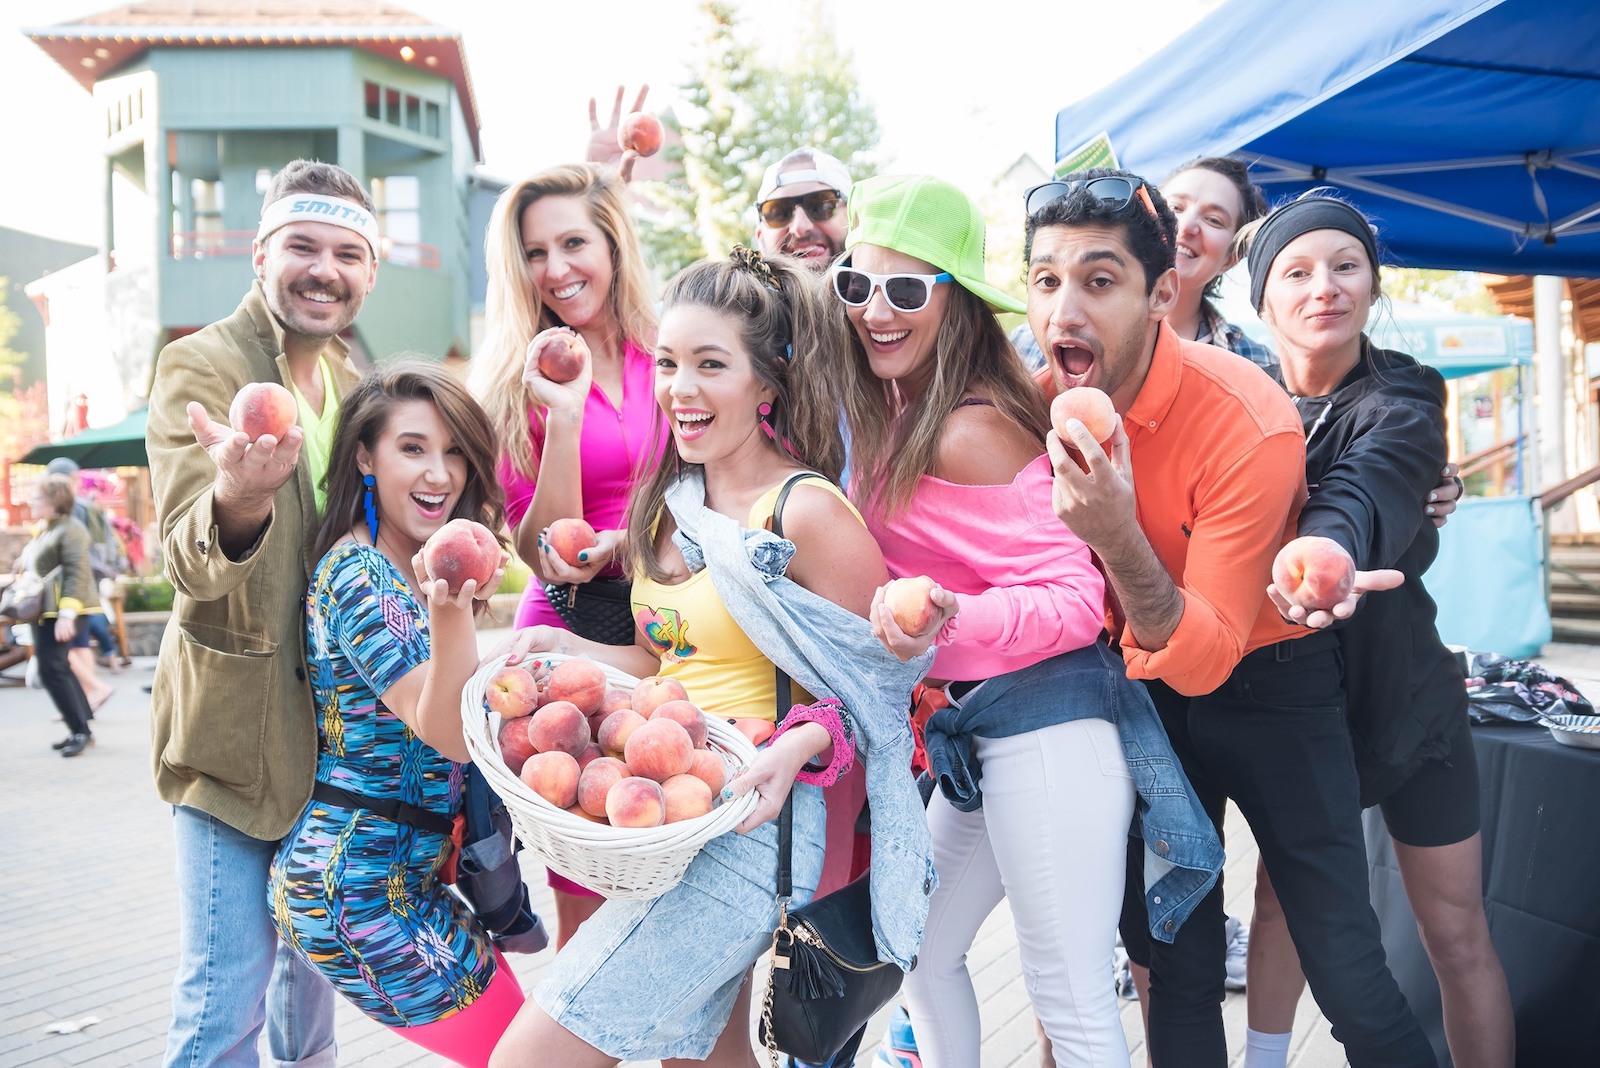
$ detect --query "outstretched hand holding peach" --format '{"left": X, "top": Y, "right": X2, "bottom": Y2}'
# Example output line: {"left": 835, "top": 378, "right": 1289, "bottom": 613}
{"left": 539, "top": 523, "right": 626, "bottom": 584}
{"left": 870, "top": 576, "right": 958, "bottom": 662}
{"left": 1267, "top": 536, "right": 1403, "bottom": 628}
{"left": 586, "top": 84, "right": 650, "bottom": 182}
{"left": 414, "top": 518, "right": 506, "bottom": 607}
{"left": 186, "top": 399, "right": 304, "bottom": 505}
{"left": 522, "top": 328, "right": 593, "bottom": 413}
{"left": 1048, "top": 416, "right": 1137, "bottom": 554}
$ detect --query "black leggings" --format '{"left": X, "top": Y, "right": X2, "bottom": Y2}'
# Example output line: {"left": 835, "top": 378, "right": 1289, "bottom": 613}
{"left": 1121, "top": 635, "right": 1434, "bottom": 1068}
{"left": 35, "top": 620, "right": 92, "bottom": 736}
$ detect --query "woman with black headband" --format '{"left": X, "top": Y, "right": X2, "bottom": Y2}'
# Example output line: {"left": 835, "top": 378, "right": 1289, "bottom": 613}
{"left": 1239, "top": 193, "right": 1513, "bottom": 1068}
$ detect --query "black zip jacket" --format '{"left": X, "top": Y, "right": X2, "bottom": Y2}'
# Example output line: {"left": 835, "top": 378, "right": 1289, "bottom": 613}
{"left": 1291, "top": 340, "right": 1465, "bottom": 806}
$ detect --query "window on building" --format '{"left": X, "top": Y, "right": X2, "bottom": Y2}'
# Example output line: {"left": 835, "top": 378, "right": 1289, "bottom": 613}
{"left": 371, "top": 175, "right": 422, "bottom": 264}
{"left": 425, "top": 101, "right": 441, "bottom": 137}
{"left": 365, "top": 81, "right": 381, "bottom": 121}
{"left": 385, "top": 87, "right": 402, "bottom": 127}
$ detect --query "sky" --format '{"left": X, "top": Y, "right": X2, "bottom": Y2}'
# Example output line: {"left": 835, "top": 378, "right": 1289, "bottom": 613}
{"left": 0, "top": 0, "right": 1221, "bottom": 247}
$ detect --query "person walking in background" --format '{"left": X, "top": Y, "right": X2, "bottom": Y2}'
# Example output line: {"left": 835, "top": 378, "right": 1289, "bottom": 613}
{"left": 471, "top": 160, "right": 664, "bottom": 947}
{"left": 270, "top": 362, "right": 523, "bottom": 1067}
{"left": 45, "top": 456, "right": 124, "bottom": 707}
{"left": 17, "top": 473, "right": 102, "bottom": 757}
{"left": 146, "top": 158, "right": 375, "bottom": 1067}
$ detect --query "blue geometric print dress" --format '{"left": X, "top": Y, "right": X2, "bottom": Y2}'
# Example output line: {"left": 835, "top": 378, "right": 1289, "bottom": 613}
{"left": 269, "top": 542, "right": 495, "bottom": 1027}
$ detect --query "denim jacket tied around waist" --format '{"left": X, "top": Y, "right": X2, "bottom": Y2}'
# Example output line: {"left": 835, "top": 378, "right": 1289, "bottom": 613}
{"left": 924, "top": 641, "right": 1223, "bottom": 943}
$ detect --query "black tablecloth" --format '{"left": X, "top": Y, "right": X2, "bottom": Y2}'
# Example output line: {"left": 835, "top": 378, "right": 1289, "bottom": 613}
{"left": 1365, "top": 722, "right": 1600, "bottom": 1067}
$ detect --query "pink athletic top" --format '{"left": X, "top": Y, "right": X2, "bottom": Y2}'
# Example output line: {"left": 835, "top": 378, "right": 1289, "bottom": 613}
{"left": 861, "top": 454, "right": 1108, "bottom": 681}
{"left": 500, "top": 339, "right": 666, "bottom": 628}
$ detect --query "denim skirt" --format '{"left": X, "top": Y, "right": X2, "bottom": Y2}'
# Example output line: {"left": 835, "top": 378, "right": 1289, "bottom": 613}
{"left": 532, "top": 782, "right": 825, "bottom": 1060}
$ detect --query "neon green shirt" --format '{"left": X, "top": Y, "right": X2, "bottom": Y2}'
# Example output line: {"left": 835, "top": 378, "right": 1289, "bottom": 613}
{"left": 290, "top": 355, "right": 340, "bottom": 514}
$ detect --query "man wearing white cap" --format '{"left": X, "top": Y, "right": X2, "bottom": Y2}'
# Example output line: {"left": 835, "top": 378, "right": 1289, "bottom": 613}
{"left": 754, "top": 147, "right": 854, "bottom": 268}
{"left": 146, "top": 159, "right": 379, "bottom": 1067}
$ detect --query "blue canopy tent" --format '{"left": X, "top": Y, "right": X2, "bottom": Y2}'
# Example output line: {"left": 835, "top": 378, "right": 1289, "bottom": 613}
{"left": 1050, "top": 0, "right": 1592, "bottom": 658}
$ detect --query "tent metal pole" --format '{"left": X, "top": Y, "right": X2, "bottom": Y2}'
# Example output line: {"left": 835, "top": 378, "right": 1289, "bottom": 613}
{"left": 1535, "top": 275, "right": 1566, "bottom": 503}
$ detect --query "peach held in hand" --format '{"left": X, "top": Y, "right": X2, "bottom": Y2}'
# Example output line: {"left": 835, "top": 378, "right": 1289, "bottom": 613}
{"left": 545, "top": 657, "right": 608, "bottom": 715}
{"left": 546, "top": 518, "right": 598, "bottom": 567}
{"left": 606, "top": 776, "right": 666, "bottom": 828}
{"left": 521, "top": 750, "right": 580, "bottom": 809}
{"left": 632, "top": 675, "right": 689, "bottom": 719}
{"left": 618, "top": 112, "right": 664, "bottom": 157}
{"left": 497, "top": 717, "right": 537, "bottom": 777}
{"left": 537, "top": 333, "right": 585, "bottom": 384}
{"left": 623, "top": 718, "right": 695, "bottom": 783}
{"left": 486, "top": 666, "right": 538, "bottom": 718}
{"left": 1051, "top": 386, "right": 1117, "bottom": 447}
{"left": 884, "top": 575, "right": 940, "bottom": 637}
{"left": 527, "top": 700, "right": 592, "bottom": 758}
{"left": 421, "top": 519, "right": 500, "bottom": 593}
{"left": 229, "top": 382, "right": 298, "bottom": 440}
{"left": 1272, "top": 536, "right": 1355, "bottom": 612}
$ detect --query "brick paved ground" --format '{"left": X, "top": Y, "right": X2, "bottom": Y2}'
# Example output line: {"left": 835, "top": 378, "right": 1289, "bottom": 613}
{"left": 26, "top": 626, "right": 1588, "bottom": 1065}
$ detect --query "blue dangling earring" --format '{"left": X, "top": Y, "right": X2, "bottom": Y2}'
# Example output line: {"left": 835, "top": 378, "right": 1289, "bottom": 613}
{"left": 362, "top": 473, "right": 379, "bottom": 543}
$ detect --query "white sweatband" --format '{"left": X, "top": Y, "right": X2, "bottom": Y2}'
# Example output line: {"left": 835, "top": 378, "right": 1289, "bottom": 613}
{"left": 257, "top": 194, "right": 381, "bottom": 256}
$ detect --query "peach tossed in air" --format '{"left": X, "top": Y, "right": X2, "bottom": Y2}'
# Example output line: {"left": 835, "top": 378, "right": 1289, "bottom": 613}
{"left": 229, "top": 382, "right": 298, "bottom": 441}
{"left": 884, "top": 575, "right": 940, "bottom": 637}
{"left": 618, "top": 112, "right": 664, "bottom": 157}
{"left": 1272, "top": 536, "right": 1356, "bottom": 612}
{"left": 421, "top": 519, "right": 500, "bottom": 594}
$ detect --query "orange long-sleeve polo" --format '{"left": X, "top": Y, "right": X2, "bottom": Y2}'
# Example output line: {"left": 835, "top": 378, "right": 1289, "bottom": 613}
{"left": 1040, "top": 324, "right": 1307, "bottom": 696}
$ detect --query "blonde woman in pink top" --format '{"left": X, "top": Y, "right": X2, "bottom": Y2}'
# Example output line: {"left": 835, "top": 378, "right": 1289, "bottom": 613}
{"left": 833, "top": 175, "right": 1138, "bottom": 1067}
{"left": 472, "top": 163, "right": 664, "bottom": 945}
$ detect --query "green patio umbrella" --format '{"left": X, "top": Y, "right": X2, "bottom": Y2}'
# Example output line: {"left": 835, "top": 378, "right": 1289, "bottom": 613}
{"left": 18, "top": 408, "right": 149, "bottom": 469}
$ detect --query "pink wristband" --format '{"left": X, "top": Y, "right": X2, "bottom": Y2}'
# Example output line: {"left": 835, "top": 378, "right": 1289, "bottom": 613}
{"left": 770, "top": 697, "right": 856, "bottom": 787}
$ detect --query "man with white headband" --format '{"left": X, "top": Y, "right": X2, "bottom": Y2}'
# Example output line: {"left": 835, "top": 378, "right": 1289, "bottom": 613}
{"left": 146, "top": 159, "right": 380, "bottom": 1067}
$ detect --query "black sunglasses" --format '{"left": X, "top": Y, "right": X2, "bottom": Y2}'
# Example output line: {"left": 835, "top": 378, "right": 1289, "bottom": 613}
{"left": 759, "top": 190, "right": 843, "bottom": 228}
{"left": 1024, "top": 176, "right": 1161, "bottom": 224}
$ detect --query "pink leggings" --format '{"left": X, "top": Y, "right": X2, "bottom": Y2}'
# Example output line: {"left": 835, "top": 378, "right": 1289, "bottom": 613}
{"left": 387, "top": 950, "right": 525, "bottom": 1067}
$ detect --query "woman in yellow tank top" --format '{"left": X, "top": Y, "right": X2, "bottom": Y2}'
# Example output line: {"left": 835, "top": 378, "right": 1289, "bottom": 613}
{"left": 491, "top": 248, "right": 909, "bottom": 1067}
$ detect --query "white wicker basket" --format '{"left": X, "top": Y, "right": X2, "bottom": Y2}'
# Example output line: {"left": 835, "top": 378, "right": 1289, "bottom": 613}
{"left": 461, "top": 652, "right": 760, "bottom": 898}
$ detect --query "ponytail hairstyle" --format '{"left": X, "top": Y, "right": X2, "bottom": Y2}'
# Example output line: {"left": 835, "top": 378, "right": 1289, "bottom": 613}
{"left": 624, "top": 246, "right": 848, "bottom": 583}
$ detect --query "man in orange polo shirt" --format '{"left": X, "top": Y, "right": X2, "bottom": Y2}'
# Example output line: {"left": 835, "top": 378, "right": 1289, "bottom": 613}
{"left": 1022, "top": 169, "right": 1432, "bottom": 1068}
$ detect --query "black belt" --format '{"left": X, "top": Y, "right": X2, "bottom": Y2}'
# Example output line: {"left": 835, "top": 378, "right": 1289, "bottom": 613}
{"left": 946, "top": 678, "right": 986, "bottom": 701}
{"left": 310, "top": 782, "right": 455, "bottom": 837}
{"left": 1246, "top": 627, "right": 1341, "bottom": 663}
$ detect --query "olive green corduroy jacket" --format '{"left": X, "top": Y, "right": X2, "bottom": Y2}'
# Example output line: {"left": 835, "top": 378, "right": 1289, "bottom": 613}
{"left": 145, "top": 283, "right": 360, "bottom": 841}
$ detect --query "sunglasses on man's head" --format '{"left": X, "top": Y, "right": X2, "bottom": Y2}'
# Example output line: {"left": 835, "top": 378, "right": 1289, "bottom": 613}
{"left": 759, "top": 190, "right": 843, "bottom": 228}
{"left": 1024, "top": 176, "right": 1163, "bottom": 231}
{"left": 830, "top": 263, "right": 953, "bottom": 313}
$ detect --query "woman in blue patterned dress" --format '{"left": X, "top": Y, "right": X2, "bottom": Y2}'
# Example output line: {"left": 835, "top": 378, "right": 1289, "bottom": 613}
{"left": 269, "top": 362, "right": 520, "bottom": 1066}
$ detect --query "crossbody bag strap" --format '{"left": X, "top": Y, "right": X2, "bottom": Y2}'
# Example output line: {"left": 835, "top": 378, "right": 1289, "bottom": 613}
{"left": 770, "top": 470, "right": 822, "bottom": 899}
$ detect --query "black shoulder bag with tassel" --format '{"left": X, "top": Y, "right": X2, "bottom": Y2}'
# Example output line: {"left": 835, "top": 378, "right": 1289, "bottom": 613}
{"left": 757, "top": 472, "right": 906, "bottom": 1068}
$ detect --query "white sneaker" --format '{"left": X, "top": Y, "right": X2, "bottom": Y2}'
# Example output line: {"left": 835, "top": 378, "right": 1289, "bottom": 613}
{"left": 1224, "top": 915, "right": 1249, "bottom": 991}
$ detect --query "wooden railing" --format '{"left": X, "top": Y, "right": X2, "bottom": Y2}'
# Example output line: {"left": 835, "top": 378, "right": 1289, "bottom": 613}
{"left": 1456, "top": 436, "right": 1520, "bottom": 480}
{"left": 1540, "top": 461, "right": 1600, "bottom": 512}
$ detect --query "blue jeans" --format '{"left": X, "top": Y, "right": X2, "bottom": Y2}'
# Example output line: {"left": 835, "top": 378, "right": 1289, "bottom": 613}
{"left": 165, "top": 806, "right": 337, "bottom": 1068}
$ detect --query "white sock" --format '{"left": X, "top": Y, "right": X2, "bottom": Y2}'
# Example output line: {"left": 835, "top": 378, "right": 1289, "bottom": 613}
{"left": 1243, "top": 1028, "right": 1292, "bottom": 1068}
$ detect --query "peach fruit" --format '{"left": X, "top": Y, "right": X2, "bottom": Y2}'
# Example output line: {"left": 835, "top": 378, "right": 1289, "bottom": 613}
{"left": 485, "top": 666, "right": 539, "bottom": 718}
{"left": 527, "top": 700, "right": 591, "bottom": 757}
{"left": 537, "top": 332, "right": 585, "bottom": 384}
{"left": 1050, "top": 386, "right": 1118, "bottom": 446}
{"left": 422, "top": 519, "right": 500, "bottom": 593}
{"left": 545, "top": 658, "right": 608, "bottom": 716}
{"left": 497, "top": 717, "right": 537, "bottom": 776}
{"left": 520, "top": 750, "right": 580, "bottom": 809}
{"left": 661, "top": 773, "right": 714, "bottom": 823}
{"left": 1272, "top": 536, "right": 1356, "bottom": 612}
{"left": 687, "top": 749, "right": 727, "bottom": 795}
{"left": 546, "top": 517, "right": 598, "bottom": 567}
{"left": 650, "top": 699, "right": 709, "bottom": 749}
{"left": 575, "top": 742, "right": 604, "bottom": 772}
{"left": 606, "top": 776, "right": 666, "bottom": 828}
{"left": 624, "top": 718, "right": 695, "bottom": 782}
{"left": 632, "top": 675, "right": 689, "bottom": 719}
{"left": 566, "top": 803, "right": 608, "bottom": 824}
{"left": 228, "top": 381, "right": 298, "bottom": 440}
{"left": 597, "top": 709, "right": 647, "bottom": 756}
{"left": 618, "top": 112, "right": 664, "bottom": 157}
{"left": 884, "top": 575, "right": 940, "bottom": 637}
{"left": 577, "top": 756, "right": 631, "bottom": 818}
{"left": 599, "top": 687, "right": 634, "bottom": 715}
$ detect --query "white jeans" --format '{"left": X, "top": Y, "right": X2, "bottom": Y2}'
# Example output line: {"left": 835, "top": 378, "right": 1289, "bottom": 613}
{"left": 905, "top": 717, "right": 1135, "bottom": 1068}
